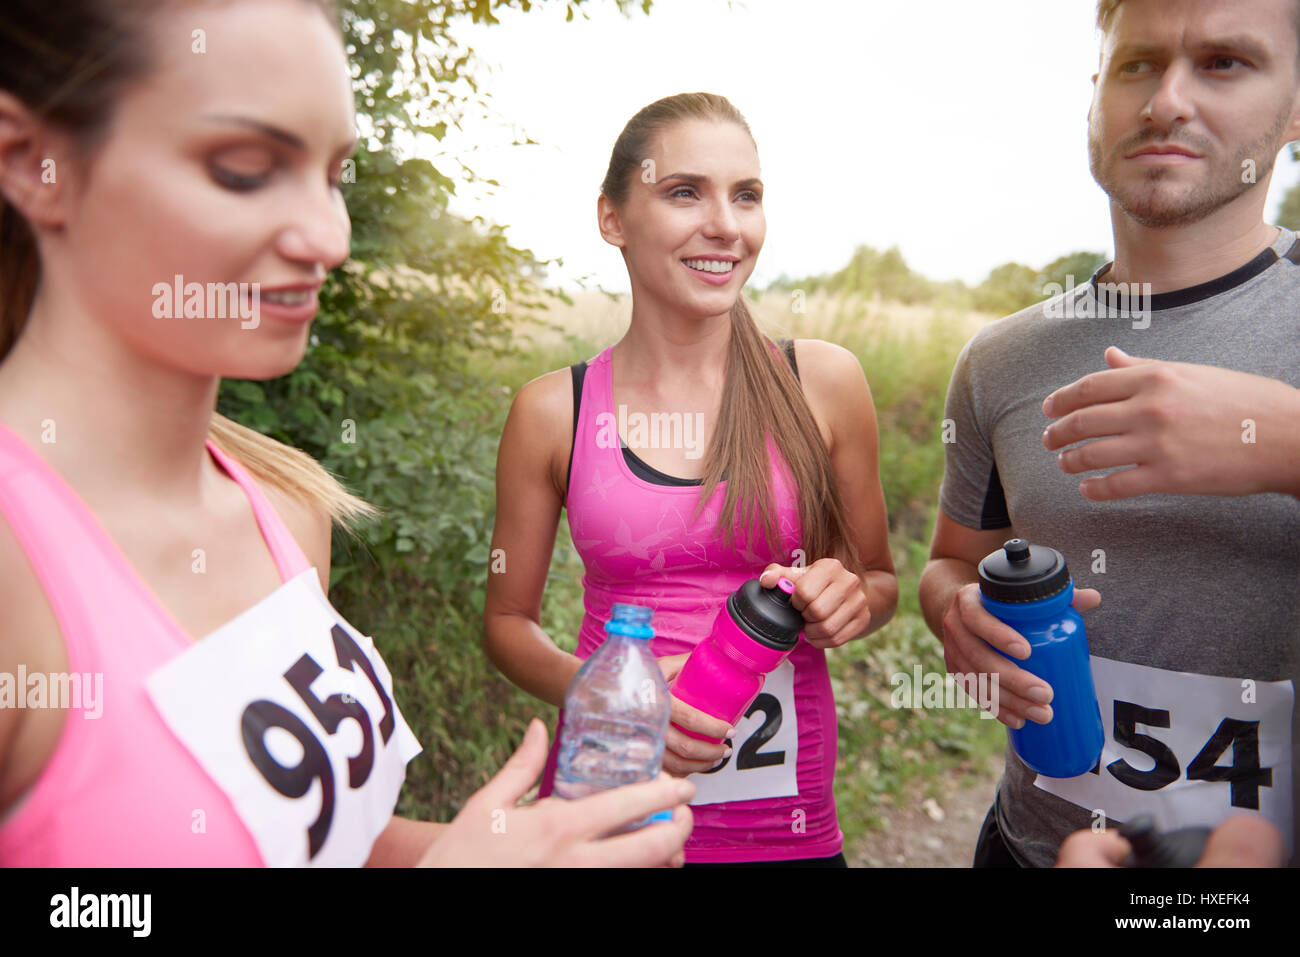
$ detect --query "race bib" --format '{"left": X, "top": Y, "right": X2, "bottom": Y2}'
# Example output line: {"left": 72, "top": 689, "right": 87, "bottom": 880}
{"left": 687, "top": 659, "right": 799, "bottom": 806}
{"left": 1034, "top": 656, "right": 1294, "bottom": 854}
{"left": 146, "top": 568, "right": 422, "bottom": 867}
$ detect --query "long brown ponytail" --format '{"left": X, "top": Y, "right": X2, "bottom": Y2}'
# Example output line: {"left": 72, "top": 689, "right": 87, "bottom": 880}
{"left": 601, "top": 92, "right": 856, "bottom": 566}
{"left": 0, "top": 0, "right": 373, "bottom": 529}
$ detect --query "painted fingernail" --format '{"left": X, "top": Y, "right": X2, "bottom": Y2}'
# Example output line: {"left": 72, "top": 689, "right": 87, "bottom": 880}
{"left": 1027, "top": 685, "right": 1053, "bottom": 704}
{"left": 1027, "top": 705, "right": 1053, "bottom": 724}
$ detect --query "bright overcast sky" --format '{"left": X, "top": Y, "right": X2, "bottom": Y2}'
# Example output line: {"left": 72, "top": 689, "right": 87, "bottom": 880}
{"left": 427, "top": 0, "right": 1300, "bottom": 292}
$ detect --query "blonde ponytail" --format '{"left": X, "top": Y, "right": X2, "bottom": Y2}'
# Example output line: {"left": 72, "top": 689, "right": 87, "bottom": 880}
{"left": 208, "top": 413, "right": 376, "bottom": 532}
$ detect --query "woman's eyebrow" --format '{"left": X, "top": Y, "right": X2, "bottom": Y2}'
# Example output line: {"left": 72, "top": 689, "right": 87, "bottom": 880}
{"left": 659, "top": 172, "right": 763, "bottom": 189}
{"left": 199, "top": 113, "right": 358, "bottom": 157}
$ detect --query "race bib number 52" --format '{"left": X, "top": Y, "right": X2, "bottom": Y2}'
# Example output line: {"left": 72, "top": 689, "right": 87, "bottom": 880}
{"left": 146, "top": 569, "right": 422, "bottom": 867}
{"left": 1034, "top": 656, "right": 1294, "bottom": 854}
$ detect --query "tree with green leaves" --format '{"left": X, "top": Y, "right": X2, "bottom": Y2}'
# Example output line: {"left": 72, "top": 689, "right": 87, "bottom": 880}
{"left": 217, "top": 0, "right": 653, "bottom": 821}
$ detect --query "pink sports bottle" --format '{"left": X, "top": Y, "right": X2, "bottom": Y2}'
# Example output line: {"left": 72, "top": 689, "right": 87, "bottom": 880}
{"left": 671, "top": 577, "right": 805, "bottom": 744}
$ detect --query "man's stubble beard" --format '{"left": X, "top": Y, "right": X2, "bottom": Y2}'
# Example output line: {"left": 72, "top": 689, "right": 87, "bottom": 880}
{"left": 1088, "top": 108, "right": 1290, "bottom": 228}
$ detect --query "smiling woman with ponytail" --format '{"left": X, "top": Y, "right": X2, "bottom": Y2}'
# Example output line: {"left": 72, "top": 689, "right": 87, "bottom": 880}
{"left": 485, "top": 92, "right": 900, "bottom": 866}
{"left": 0, "top": 0, "right": 693, "bottom": 868}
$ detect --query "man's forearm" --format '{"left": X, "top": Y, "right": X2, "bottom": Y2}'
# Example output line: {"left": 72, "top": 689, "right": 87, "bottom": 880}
{"left": 1276, "top": 384, "right": 1300, "bottom": 500}
{"left": 918, "top": 557, "right": 979, "bottom": 641}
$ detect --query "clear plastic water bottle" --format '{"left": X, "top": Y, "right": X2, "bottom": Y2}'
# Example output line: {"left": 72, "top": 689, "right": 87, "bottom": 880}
{"left": 553, "top": 603, "right": 672, "bottom": 831}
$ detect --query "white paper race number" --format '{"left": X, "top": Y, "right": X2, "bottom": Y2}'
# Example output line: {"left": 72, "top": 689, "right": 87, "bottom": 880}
{"left": 686, "top": 659, "right": 799, "bottom": 806}
{"left": 146, "top": 568, "right": 422, "bottom": 867}
{"left": 1034, "top": 655, "right": 1294, "bottom": 854}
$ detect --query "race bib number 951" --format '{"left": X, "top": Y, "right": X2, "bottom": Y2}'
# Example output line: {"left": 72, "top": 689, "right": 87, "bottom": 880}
{"left": 146, "top": 569, "right": 422, "bottom": 867}
{"left": 1034, "top": 656, "right": 1294, "bottom": 854}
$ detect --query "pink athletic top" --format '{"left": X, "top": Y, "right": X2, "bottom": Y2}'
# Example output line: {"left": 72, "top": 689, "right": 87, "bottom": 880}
{"left": 0, "top": 424, "right": 309, "bottom": 866}
{"left": 538, "top": 346, "right": 843, "bottom": 862}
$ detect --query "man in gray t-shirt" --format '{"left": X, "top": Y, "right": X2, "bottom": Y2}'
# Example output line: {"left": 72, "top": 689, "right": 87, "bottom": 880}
{"left": 920, "top": 0, "right": 1300, "bottom": 868}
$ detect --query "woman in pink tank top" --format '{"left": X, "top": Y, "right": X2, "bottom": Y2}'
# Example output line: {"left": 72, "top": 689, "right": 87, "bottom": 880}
{"left": 485, "top": 93, "right": 899, "bottom": 864}
{"left": 0, "top": 0, "right": 691, "bottom": 868}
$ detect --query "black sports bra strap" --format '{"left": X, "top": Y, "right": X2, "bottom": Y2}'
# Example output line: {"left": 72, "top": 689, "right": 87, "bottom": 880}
{"left": 778, "top": 338, "right": 801, "bottom": 381}
{"left": 565, "top": 341, "right": 799, "bottom": 497}
{"left": 565, "top": 360, "right": 588, "bottom": 499}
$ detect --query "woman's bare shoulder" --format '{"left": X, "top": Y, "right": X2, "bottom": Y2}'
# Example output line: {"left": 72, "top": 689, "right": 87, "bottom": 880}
{"left": 787, "top": 339, "right": 875, "bottom": 450}
{"left": 501, "top": 366, "right": 580, "bottom": 497}
{"left": 0, "top": 505, "right": 69, "bottom": 806}
{"left": 262, "top": 485, "right": 333, "bottom": 593}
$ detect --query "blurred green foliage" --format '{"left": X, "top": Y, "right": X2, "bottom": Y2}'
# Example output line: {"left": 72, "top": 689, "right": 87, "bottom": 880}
{"left": 216, "top": 0, "right": 652, "bottom": 819}
{"left": 1280, "top": 177, "right": 1300, "bottom": 231}
{"left": 768, "top": 243, "right": 1110, "bottom": 318}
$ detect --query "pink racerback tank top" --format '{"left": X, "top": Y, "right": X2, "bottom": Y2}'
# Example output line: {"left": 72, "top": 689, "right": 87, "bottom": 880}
{"left": 0, "top": 423, "right": 311, "bottom": 865}
{"left": 538, "top": 345, "right": 843, "bottom": 862}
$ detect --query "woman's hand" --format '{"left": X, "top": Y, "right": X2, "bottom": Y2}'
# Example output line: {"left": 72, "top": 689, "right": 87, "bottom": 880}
{"left": 654, "top": 653, "right": 734, "bottom": 777}
{"left": 759, "top": 559, "right": 871, "bottom": 649}
{"left": 417, "top": 719, "right": 694, "bottom": 867}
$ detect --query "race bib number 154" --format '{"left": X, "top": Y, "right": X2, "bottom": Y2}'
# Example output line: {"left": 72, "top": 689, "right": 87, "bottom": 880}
{"left": 1034, "top": 656, "right": 1294, "bottom": 855}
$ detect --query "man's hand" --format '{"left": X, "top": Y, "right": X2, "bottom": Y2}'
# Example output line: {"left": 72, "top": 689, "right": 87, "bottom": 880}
{"left": 942, "top": 582, "right": 1101, "bottom": 729}
{"left": 1056, "top": 815, "right": 1285, "bottom": 868}
{"left": 1042, "top": 347, "right": 1300, "bottom": 501}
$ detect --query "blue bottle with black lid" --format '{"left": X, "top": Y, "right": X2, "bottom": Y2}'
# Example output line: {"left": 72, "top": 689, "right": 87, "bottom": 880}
{"left": 978, "top": 538, "right": 1104, "bottom": 778}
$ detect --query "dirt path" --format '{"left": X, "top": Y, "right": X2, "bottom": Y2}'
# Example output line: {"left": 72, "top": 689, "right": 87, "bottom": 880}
{"left": 847, "top": 753, "right": 1005, "bottom": 867}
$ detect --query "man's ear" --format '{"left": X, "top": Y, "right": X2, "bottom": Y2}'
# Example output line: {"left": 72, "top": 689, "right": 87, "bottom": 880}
{"left": 0, "top": 90, "right": 76, "bottom": 231}
{"left": 1286, "top": 80, "right": 1300, "bottom": 144}
{"left": 596, "top": 193, "right": 625, "bottom": 249}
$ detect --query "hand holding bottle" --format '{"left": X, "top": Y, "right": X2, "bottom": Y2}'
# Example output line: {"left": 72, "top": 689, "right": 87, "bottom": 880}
{"left": 655, "top": 653, "right": 734, "bottom": 777}
{"left": 759, "top": 559, "right": 870, "bottom": 649}
{"left": 417, "top": 719, "right": 694, "bottom": 867}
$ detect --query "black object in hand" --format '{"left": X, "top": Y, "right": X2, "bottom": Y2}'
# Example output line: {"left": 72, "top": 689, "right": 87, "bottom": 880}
{"left": 1120, "top": 814, "right": 1211, "bottom": 868}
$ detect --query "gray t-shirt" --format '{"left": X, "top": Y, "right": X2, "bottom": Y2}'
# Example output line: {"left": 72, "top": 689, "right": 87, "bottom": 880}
{"left": 940, "top": 226, "right": 1300, "bottom": 867}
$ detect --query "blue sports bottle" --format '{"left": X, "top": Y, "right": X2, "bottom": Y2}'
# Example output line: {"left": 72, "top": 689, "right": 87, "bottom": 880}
{"left": 978, "top": 538, "right": 1104, "bottom": 778}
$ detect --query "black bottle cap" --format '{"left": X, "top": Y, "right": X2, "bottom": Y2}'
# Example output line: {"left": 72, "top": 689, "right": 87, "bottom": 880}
{"left": 728, "top": 578, "right": 804, "bottom": 651}
{"left": 977, "top": 538, "right": 1071, "bottom": 604}
{"left": 1120, "top": 814, "right": 1212, "bottom": 868}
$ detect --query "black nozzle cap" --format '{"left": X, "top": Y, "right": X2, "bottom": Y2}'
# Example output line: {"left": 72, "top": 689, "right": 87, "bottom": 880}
{"left": 1119, "top": 814, "right": 1212, "bottom": 868}
{"left": 728, "top": 578, "right": 804, "bottom": 651}
{"left": 977, "top": 538, "right": 1071, "bottom": 604}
